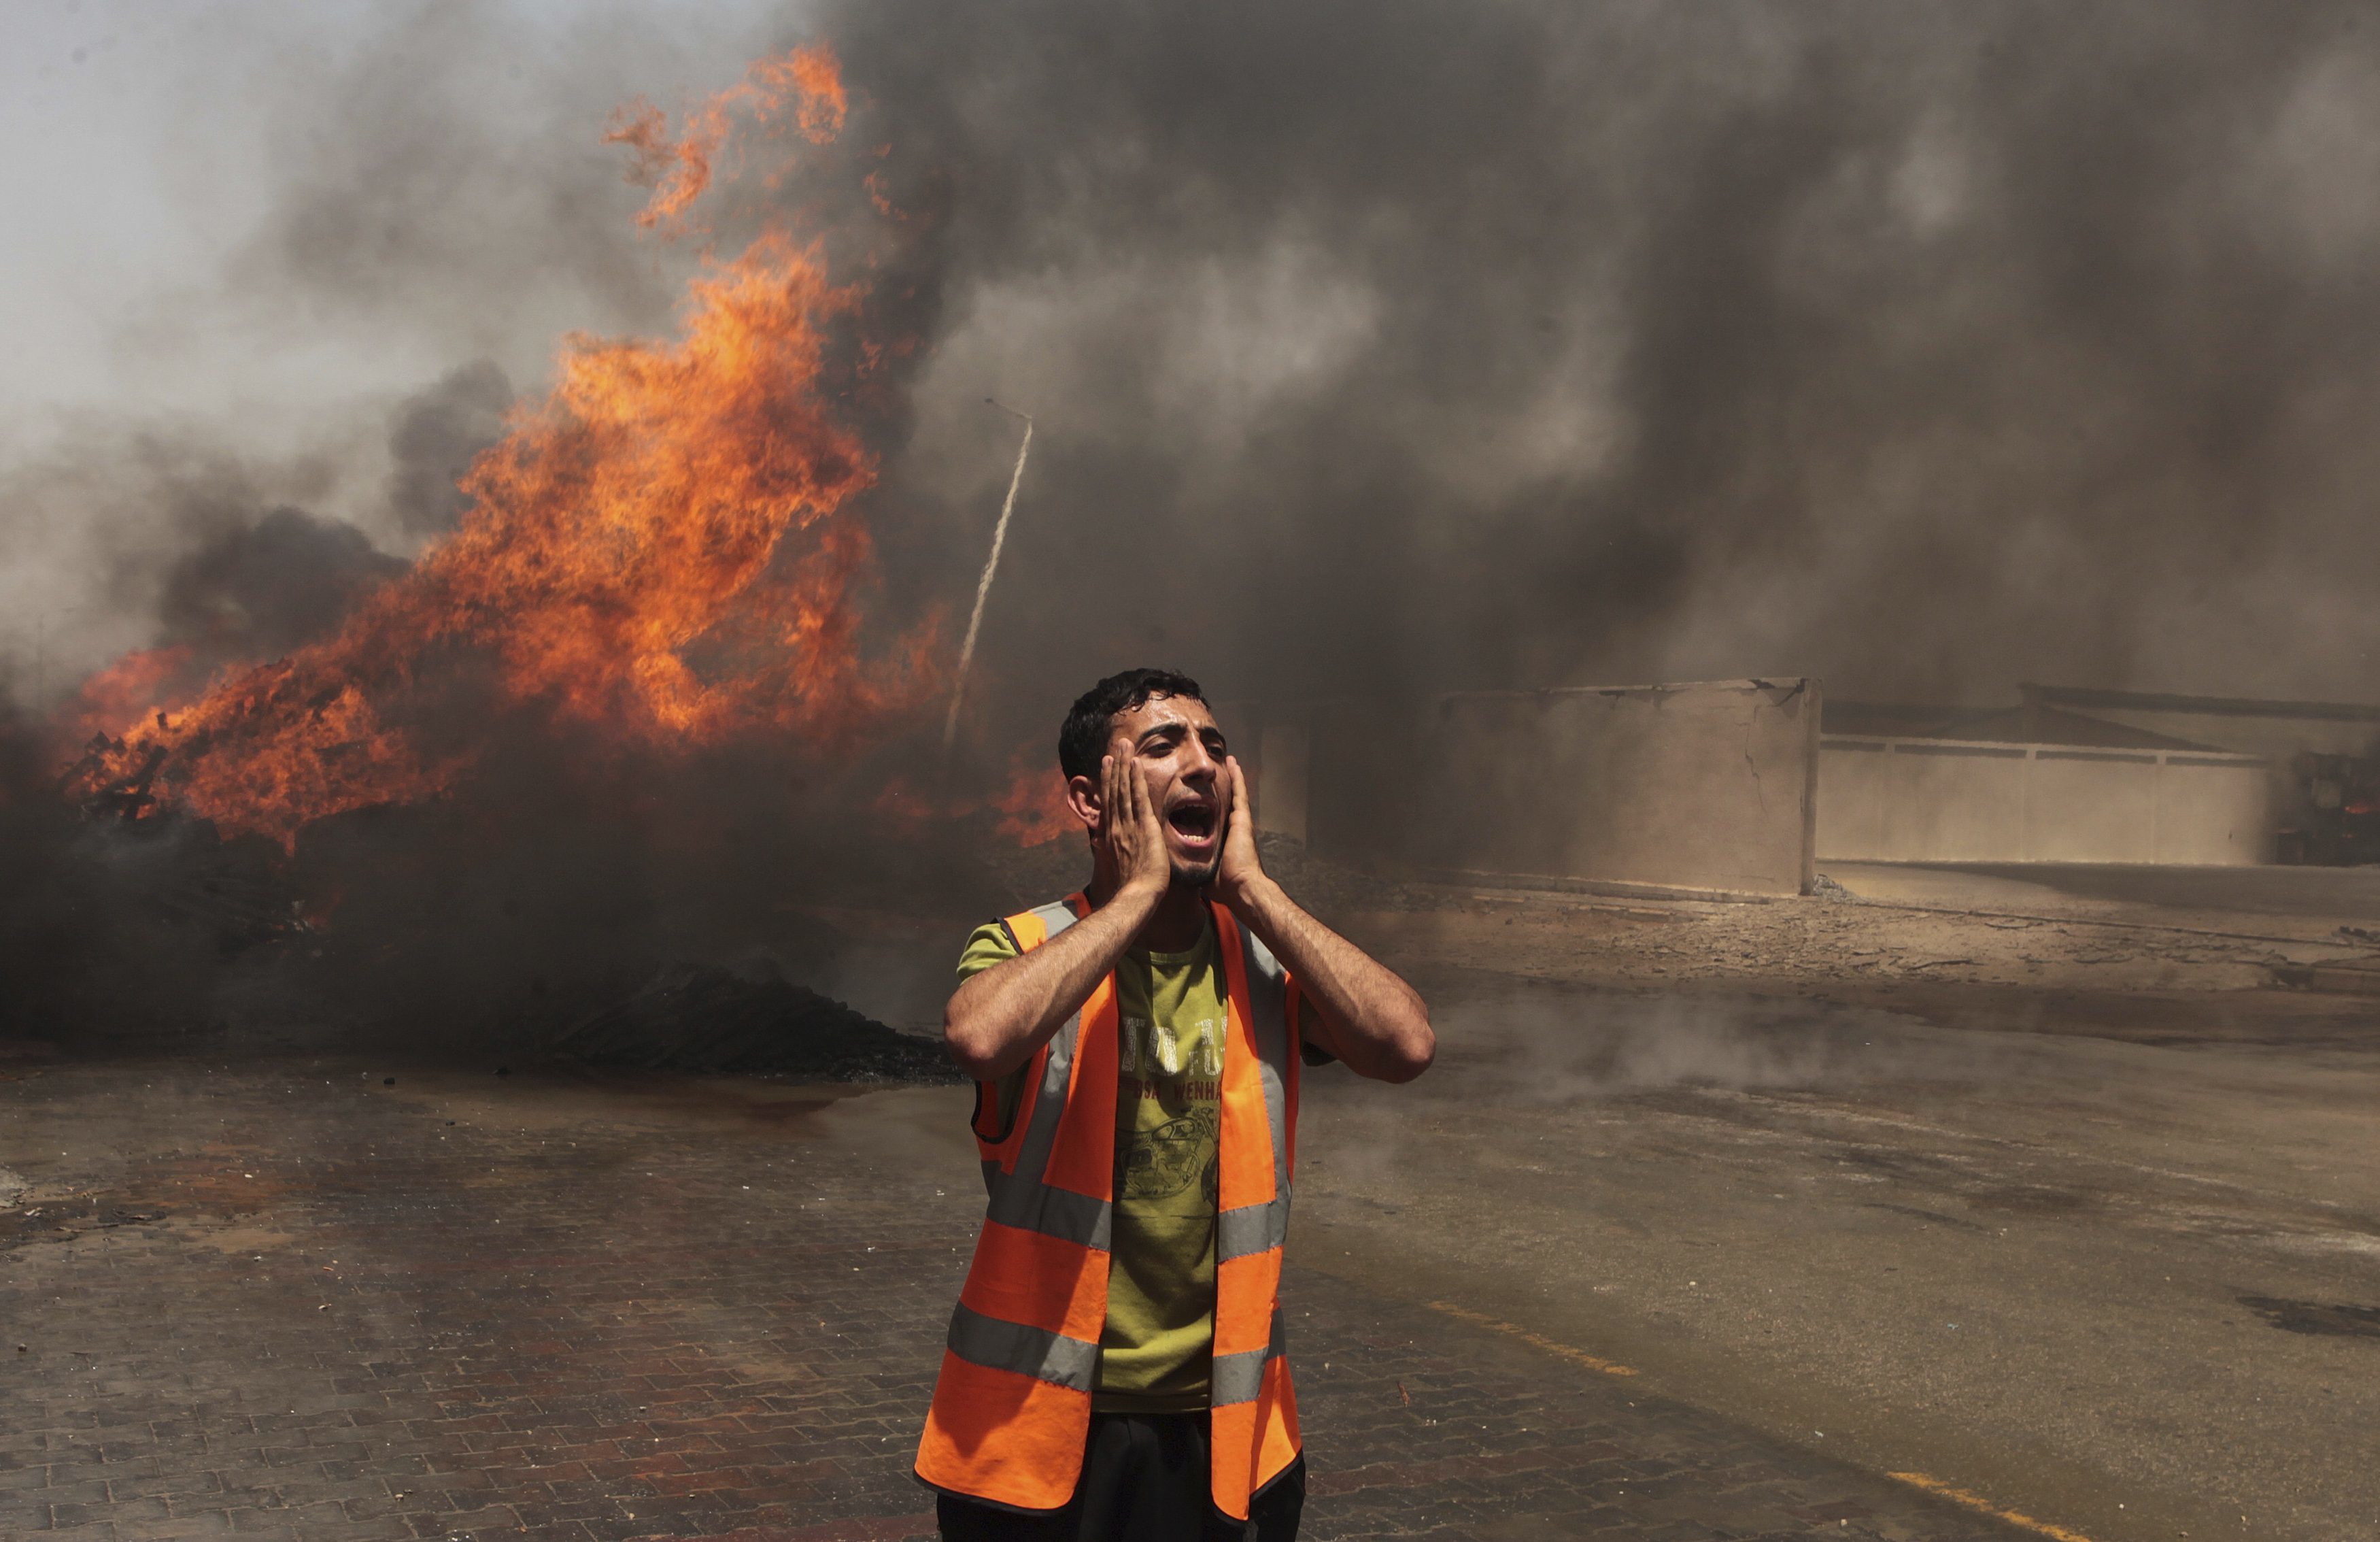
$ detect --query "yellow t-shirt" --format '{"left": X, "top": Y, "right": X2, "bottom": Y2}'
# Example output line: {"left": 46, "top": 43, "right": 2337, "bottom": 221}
{"left": 958, "top": 915, "right": 1231, "bottom": 1411}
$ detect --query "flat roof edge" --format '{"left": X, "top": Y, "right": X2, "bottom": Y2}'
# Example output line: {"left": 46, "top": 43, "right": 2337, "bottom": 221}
{"left": 1426, "top": 677, "right": 1816, "bottom": 702}
{"left": 1822, "top": 733, "right": 2264, "bottom": 764}
{"left": 2023, "top": 682, "right": 2380, "bottom": 722}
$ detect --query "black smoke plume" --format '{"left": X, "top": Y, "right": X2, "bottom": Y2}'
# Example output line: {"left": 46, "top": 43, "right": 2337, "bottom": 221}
{"left": 793, "top": 0, "right": 2380, "bottom": 735}
{"left": 160, "top": 506, "right": 405, "bottom": 668}
{"left": 17, "top": 2, "right": 2380, "bottom": 1046}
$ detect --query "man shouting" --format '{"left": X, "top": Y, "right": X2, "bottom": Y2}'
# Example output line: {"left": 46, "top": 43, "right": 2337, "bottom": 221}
{"left": 917, "top": 669, "right": 1435, "bottom": 1541}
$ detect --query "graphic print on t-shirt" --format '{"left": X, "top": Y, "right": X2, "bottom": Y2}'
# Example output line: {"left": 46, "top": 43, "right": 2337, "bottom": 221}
{"left": 1120, "top": 1105, "right": 1220, "bottom": 1201}
{"left": 1115, "top": 1010, "right": 1223, "bottom": 1205}
{"left": 1119, "top": 1009, "right": 1224, "bottom": 1077}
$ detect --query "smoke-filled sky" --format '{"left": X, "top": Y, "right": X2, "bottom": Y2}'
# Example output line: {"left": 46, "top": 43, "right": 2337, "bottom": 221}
{"left": 11, "top": 0, "right": 2380, "bottom": 736}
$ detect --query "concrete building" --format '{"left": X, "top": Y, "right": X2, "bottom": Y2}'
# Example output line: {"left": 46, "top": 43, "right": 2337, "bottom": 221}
{"left": 1817, "top": 701, "right": 2269, "bottom": 866}
{"left": 2020, "top": 684, "right": 2380, "bottom": 850}
{"left": 1237, "top": 679, "right": 2368, "bottom": 889}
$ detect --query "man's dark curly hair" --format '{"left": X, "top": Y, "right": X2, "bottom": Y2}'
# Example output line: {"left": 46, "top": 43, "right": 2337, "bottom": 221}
{"left": 1059, "top": 668, "right": 1206, "bottom": 782}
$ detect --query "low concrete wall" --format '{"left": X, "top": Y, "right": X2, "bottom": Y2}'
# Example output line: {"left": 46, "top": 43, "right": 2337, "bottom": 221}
{"left": 1817, "top": 735, "right": 2271, "bottom": 865}
{"left": 2020, "top": 685, "right": 2380, "bottom": 837}
{"left": 1253, "top": 680, "right": 1820, "bottom": 897}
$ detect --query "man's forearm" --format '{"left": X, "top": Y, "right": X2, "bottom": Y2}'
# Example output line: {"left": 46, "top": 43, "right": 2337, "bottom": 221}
{"left": 1226, "top": 877, "right": 1433, "bottom": 1082}
{"left": 943, "top": 884, "right": 1159, "bottom": 1080}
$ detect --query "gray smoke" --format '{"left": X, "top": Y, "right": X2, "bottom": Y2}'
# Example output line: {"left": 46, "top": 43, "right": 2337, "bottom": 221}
{"left": 208, "top": 4, "right": 708, "bottom": 365}
{"left": 386, "top": 361, "right": 511, "bottom": 539}
{"left": 49, "top": 3, "right": 2380, "bottom": 731}
{"left": 160, "top": 505, "right": 405, "bottom": 665}
{"left": 780, "top": 0, "right": 2380, "bottom": 737}
{"left": 12, "top": 363, "right": 511, "bottom": 703}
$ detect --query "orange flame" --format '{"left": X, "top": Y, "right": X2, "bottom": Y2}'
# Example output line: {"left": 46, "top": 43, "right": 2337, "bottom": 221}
{"left": 69, "top": 45, "right": 938, "bottom": 849}
{"left": 605, "top": 43, "right": 847, "bottom": 237}
{"left": 54, "top": 646, "right": 193, "bottom": 758}
{"left": 991, "top": 759, "right": 1077, "bottom": 847}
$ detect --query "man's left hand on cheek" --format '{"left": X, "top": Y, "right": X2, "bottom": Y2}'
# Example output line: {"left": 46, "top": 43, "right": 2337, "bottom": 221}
{"left": 1213, "top": 755, "right": 1272, "bottom": 911}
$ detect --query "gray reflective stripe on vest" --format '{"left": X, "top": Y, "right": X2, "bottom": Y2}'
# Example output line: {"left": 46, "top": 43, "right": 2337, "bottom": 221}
{"left": 978, "top": 899, "right": 1114, "bottom": 1252}
{"left": 1220, "top": 927, "right": 1294, "bottom": 1263}
{"left": 1210, "top": 1304, "right": 1287, "bottom": 1407}
{"left": 983, "top": 1160, "right": 1111, "bottom": 1250}
{"left": 1026, "top": 899, "right": 1082, "bottom": 943}
{"left": 947, "top": 1301, "right": 1101, "bottom": 1393}
{"left": 1217, "top": 1190, "right": 1289, "bottom": 1262}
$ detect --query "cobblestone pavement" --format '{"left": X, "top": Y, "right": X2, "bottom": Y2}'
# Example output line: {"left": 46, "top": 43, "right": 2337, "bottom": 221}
{"left": 0, "top": 1054, "right": 2026, "bottom": 1542}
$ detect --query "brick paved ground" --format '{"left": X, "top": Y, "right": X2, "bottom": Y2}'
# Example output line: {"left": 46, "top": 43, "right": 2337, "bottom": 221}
{"left": 0, "top": 1054, "right": 2025, "bottom": 1541}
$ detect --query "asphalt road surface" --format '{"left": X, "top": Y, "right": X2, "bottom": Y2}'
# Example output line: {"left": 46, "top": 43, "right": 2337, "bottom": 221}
{"left": 1, "top": 1049, "right": 2036, "bottom": 1542}
{"left": 5, "top": 875, "right": 2376, "bottom": 1541}
{"left": 1293, "top": 965, "right": 2380, "bottom": 1542}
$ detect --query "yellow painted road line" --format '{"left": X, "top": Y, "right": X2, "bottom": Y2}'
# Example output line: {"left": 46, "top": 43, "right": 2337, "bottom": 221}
{"left": 1426, "top": 1301, "right": 1638, "bottom": 1376}
{"left": 1889, "top": 1471, "right": 2101, "bottom": 1542}
{"left": 1425, "top": 1305, "right": 2101, "bottom": 1541}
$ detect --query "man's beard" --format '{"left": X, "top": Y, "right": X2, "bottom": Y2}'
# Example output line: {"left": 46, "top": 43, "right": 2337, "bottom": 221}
{"left": 1172, "top": 852, "right": 1222, "bottom": 890}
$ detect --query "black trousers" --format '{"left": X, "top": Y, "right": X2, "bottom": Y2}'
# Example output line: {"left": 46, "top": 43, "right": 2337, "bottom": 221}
{"left": 934, "top": 1412, "right": 1304, "bottom": 1542}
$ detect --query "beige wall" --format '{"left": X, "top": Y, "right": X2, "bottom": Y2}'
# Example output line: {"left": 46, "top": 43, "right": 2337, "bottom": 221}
{"left": 1817, "top": 737, "right": 2271, "bottom": 865}
{"left": 1278, "top": 680, "right": 1819, "bottom": 896}
{"left": 2054, "top": 705, "right": 2374, "bottom": 833}
{"left": 2156, "top": 756, "right": 2277, "bottom": 863}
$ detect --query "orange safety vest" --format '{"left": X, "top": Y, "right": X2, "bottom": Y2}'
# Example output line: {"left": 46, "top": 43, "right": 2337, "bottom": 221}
{"left": 914, "top": 893, "right": 1304, "bottom": 1520}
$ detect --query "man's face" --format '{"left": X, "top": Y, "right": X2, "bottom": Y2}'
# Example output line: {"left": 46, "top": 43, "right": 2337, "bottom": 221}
{"left": 1099, "top": 692, "right": 1229, "bottom": 887}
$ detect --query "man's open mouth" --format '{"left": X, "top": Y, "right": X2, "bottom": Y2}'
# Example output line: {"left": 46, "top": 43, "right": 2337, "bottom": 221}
{"left": 1167, "top": 803, "right": 1218, "bottom": 841}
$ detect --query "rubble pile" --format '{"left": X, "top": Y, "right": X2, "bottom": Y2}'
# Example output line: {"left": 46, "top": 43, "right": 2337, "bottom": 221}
{"left": 546, "top": 962, "right": 959, "bottom": 1082}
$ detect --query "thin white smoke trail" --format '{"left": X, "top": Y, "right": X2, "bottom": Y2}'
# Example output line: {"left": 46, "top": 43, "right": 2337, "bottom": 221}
{"left": 943, "top": 403, "right": 1034, "bottom": 752}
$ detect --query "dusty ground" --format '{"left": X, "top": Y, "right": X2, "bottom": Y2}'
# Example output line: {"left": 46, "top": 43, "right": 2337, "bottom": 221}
{"left": 1287, "top": 857, "right": 2380, "bottom": 1542}
{"left": 5, "top": 853, "right": 2377, "bottom": 1541}
{"left": 1, "top": 1052, "right": 2030, "bottom": 1542}
{"left": 1298, "top": 965, "right": 2380, "bottom": 1542}
{"left": 1328, "top": 861, "right": 2380, "bottom": 1000}
{"left": 991, "top": 835, "right": 2380, "bottom": 1004}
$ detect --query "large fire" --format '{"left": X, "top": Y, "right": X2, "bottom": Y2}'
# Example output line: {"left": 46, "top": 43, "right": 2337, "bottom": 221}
{"left": 65, "top": 46, "right": 946, "bottom": 850}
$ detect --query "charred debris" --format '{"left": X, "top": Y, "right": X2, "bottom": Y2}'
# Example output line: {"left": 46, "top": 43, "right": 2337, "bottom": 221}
{"left": 22, "top": 738, "right": 950, "bottom": 1082}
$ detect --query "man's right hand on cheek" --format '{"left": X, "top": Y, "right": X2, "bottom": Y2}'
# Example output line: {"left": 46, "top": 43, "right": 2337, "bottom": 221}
{"left": 1097, "top": 752, "right": 1172, "bottom": 900}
